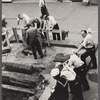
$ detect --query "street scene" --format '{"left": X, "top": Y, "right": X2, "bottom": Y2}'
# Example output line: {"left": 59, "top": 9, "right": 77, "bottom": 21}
{"left": 2, "top": 0, "right": 98, "bottom": 100}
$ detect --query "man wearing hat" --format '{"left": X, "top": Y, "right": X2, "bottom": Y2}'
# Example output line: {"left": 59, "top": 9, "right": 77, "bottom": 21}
{"left": 74, "top": 29, "right": 97, "bottom": 69}
{"left": 49, "top": 67, "right": 74, "bottom": 100}
{"left": 52, "top": 53, "right": 84, "bottom": 100}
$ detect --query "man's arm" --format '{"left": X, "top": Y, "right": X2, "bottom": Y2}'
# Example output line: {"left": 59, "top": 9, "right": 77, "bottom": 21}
{"left": 76, "top": 44, "right": 84, "bottom": 53}
{"left": 17, "top": 18, "right": 20, "bottom": 28}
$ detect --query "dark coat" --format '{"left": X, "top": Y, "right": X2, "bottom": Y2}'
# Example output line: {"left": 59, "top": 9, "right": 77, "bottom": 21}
{"left": 48, "top": 76, "right": 69, "bottom": 100}
{"left": 26, "top": 27, "right": 42, "bottom": 47}
{"left": 41, "top": 5, "right": 49, "bottom": 18}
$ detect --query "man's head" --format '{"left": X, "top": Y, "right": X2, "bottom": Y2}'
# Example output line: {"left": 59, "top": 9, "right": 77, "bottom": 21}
{"left": 43, "top": 15, "right": 49, "bottom": 20}
{"left": 51, "top": 68, "right": 60, "bottom": 80}
{"left": 81, "top": 30, "right": 87, "bottom": 38}
{"left": 18, "top": 14, "right": 23, "bottom": 20}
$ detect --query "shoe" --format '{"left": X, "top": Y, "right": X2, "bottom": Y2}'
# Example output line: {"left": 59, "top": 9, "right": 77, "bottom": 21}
{"left": 82, "top": 87, "right": 90, "bottom": 91}
{"left": 40, "top": 55, "right": 43, "bottom": 59}
{"left": 34, "top": 57, "right": 37, "bottom": 60}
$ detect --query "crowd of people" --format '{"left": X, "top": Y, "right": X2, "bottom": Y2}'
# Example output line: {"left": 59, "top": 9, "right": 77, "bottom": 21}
{"left": 2, "top": 0, "right": 97, "bottom": 100}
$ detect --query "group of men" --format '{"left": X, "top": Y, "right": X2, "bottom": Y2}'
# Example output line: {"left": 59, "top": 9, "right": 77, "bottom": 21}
{"left": 17, "top": 11, "right": 62, "bottom": 59}
{"left": 49, "top": 28, "right": 97, "bottom": 100}
{"left": 17, "top": 0, "right": 63, "bottom": 59}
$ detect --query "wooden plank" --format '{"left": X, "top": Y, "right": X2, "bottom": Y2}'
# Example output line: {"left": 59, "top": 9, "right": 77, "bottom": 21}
{"left": 12, "top": 28, "right": 19, "bottom": 43}
{"left": 2, "top": 46, "right": 11, "bottom": 54}
{"left": 45, "top": 30, "right": 50, "bottom": 46}
{"left": 21, "top": 29, "right": 27, "bottom": 47}
{"left": 52, "top": 29, "right": 60, "bottom": 33}
{"left": 2, "top": 62, "right": 33, "bottom": 74}
{"left": 2, "top": 33, "right": 11, "bottom": 53}
{"left": 2, "top": 71, "right": 43, "bottom": 83}
{"left": 44, "top": 40, "right": 77, "bottom": 48}
{"left": 2, "top": 71, "right": 43, "bottom": 88}
{"left": 2, "top": 84, "right": 35, "bottom": 95}
{"left": 2, "top": 62, "right": 45, "bottom": 74}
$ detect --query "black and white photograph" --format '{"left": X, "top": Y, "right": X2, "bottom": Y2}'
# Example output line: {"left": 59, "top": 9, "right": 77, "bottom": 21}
{"left": 2, "top": 0, "right": 98, "bottom": 100}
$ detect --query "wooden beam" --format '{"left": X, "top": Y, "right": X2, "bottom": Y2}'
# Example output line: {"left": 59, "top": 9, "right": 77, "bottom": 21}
{"left": 2, "top": 71, "right": 43, "bottom": 88}
{"left": 2, "top": 62, "right": 45, "bottom": 74}
{"left": 45, "top": 40, "right": 77, "bottom": 48}
{"left": 2, "top": 62, "right": 33, "bottom": 74}
{"left": 2, "top": 84, "right": 35, "bottom": 95}
{"left": 12, "top": 28, "right": 19, "bottom": 43}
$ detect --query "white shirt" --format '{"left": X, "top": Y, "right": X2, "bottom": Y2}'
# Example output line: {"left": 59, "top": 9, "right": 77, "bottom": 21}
{"left": 68, "top": 54, "right": 84, "bottom": 68}
{"left": 61, "top": 64, "right": 76, "bottom": 81}
{"left": 17, "top": 13, "right": 30, "bottom": 26}
{"left": 39, "top": 0, "right": 45, "bottom": 6}
{"left": 83, "top": 0, "right": 89, "bottom": 3}
{"left": 2, "top": 15, "right": 5, "bottom": 21}
{"left": 82, "top": 33, "right": 94, "bottom": 49}
{"left": 44, "top": 16, "right": 57, "bottom": 30}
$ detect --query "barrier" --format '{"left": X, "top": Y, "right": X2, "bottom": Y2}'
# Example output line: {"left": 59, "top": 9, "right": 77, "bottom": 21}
{"left": 2, "top": 32, "right": 11, "bottom": 54}
{"left": 12, "top": 28, "right": 20, "bottom": 43}
{"left": 9, "top": 27, "right": 69, "bottom": 47}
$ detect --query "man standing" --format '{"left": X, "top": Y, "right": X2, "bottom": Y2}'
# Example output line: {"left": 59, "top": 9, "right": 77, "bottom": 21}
{"left": 26, "top": 23, "right": 43, "bottom": 60}
{"left": 74, "top": 29, "right": 97, "bottom": 69}
{"left": 17, "top": 13, "right": 30, "bottom": 47}
{"left": 43, "top": 15, "right": 61, "bottom": 40}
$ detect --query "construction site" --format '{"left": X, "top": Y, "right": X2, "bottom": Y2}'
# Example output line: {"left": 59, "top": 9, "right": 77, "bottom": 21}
{"left": 2, "top": 0, "right": 98, "bottom": 100}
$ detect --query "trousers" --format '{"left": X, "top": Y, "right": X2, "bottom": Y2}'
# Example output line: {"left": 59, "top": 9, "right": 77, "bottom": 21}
{"left": 52, "top": 23, "right": 61, "bottom": 40}
{"left": 69, "top": 76, "right": 84, "bottom": 100}
{"left": 81, "top": 46, "right": 97, "bottom": 69}
{"left": 30, "top": 38, "right": 43, "bottom": 59}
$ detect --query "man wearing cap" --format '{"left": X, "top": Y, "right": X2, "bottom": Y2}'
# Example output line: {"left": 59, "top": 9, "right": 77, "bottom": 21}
{"left": 74, "top": 30, "right": 97, "bottom": 69}
{"left": 49, "top": 60, "right": 77, "bottom": 100}
{"left": 49, "top": 66, "right": 75, "bottom": 100}
{"left": 53, "top": 53, "right": 84, "bottom": 100}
